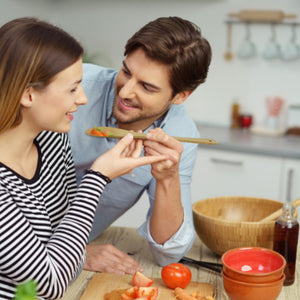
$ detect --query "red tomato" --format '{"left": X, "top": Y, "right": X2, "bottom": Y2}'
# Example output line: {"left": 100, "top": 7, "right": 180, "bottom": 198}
{"left": 161, "top": 263, "right": 192, "bottom": 289}
{"left": 132, "top": 271, "right": 154, "bottom": 287}
{"left": 136, "top": 287, "right": 158, "bottom": 300}
{"left": 121, "top": 287, "right": 158, "bottom": 300}
{"left": 121, "top": 287, "right": 138, "bottom": 300}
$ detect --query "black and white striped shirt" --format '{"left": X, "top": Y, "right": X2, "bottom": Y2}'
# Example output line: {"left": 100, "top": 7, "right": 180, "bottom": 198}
{"left": 0, "top": 131, "right": 107, "bottom": 299}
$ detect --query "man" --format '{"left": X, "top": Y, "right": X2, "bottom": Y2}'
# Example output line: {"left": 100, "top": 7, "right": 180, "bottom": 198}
{"left": 69, "top": 16, "right": 212, "bottom": 274}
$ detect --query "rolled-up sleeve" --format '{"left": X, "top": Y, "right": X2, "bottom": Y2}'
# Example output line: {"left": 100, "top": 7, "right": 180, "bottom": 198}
{"left": 137, "top": 139, "right": 198, "bottom": 266}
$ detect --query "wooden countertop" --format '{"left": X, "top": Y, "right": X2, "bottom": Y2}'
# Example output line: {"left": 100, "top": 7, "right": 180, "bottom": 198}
{"left": 59, "top": 226, "right": 300, "bottom": 300}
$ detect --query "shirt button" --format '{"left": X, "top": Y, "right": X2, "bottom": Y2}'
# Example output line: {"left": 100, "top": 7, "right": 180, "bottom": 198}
{"left": 131, "top": 173, "right": 135, "bottom": 178}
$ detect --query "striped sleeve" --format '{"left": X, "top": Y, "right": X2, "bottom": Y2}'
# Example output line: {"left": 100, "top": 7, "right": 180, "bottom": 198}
{"left": 0, "top": 132, "right": 108, "bottom": 299}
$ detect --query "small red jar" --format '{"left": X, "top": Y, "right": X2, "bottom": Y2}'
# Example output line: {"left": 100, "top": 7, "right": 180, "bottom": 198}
{"left": 239, "top": 114, "right": 253, "bottom": 128}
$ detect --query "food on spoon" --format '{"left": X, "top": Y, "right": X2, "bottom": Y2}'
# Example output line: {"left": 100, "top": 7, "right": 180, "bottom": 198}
{"left": 89, "top": 127, "right": 112, "bottom": 137}
{"left": 161, "top": 263, "right": 192, "bottom": 289}
{"left": 174, "top": 287, "right": 214, "bottom": 300}
{"left": 132, "top": 271, "right": 154, "bottom": 287}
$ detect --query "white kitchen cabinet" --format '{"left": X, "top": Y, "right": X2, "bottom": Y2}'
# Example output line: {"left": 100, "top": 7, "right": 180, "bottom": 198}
{"left": 191, "top": 148, "right": 283, "bottom": 202}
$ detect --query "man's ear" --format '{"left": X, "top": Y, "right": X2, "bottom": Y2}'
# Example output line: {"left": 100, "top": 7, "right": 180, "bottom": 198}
{"left": 20, "top": 87, "right": 34, "bottom": 108}
{"left": 173, "top": 90, "right": 192, "bottom": 105}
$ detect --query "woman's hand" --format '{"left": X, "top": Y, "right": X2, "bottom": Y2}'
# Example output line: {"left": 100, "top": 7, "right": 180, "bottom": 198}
{"left": 90, "top": 133, "right": 168, "bottom": 180}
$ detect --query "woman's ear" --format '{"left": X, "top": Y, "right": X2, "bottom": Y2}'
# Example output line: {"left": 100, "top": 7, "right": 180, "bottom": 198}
{"left": 173, "top": 90, "right": 192, "bottom": 105}
{"left": 20, "top": 87, "right": 33, "bottom": 108}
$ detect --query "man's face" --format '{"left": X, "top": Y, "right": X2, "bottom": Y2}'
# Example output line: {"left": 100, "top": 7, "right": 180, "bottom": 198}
{"left": 113, "top": 48, "right": 175, "bottom": 131}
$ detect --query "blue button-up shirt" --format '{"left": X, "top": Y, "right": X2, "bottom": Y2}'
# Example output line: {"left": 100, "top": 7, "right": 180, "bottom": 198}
{"left": 69, "top": 63, "right": 200, "bottom": 266}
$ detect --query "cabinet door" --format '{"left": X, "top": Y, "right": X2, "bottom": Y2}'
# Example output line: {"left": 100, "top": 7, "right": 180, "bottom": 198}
{"left": 191, "top": 148, "right": 282, "bottom": 202}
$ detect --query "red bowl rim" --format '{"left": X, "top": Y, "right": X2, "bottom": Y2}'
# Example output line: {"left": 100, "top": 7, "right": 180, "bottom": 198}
{"left": 221, "top": 247, "right": 286, "bottom": 277}
{"left": 222, "top": 271, "right": 286, "bottom": 287}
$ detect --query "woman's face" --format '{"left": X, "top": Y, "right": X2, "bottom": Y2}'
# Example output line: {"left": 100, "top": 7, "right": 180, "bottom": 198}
{"left": 27, "top": 58, "right": 87, "bottom": 133}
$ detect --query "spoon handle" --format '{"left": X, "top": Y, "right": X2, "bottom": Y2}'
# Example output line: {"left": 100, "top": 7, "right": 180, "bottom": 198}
{"left": 86, "top": 127, "right": 217, "bottom": 145}
{"left": 260, "top": 198, "right": 300, "bottom": 222}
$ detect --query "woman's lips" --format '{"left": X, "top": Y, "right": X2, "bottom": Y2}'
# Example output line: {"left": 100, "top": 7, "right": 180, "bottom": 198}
{"left": 66, "top": 112, "right": 74, "bottom": 121}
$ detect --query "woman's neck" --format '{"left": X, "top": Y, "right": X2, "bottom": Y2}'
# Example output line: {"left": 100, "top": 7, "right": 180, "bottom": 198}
{"left": 0, "top": 126, "right": 39, "bottom": 179}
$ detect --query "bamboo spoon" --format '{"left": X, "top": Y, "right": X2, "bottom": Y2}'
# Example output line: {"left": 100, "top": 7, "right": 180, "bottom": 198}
{"left": 85, "top": 126, "right": 218, "bottom": 145}
{"left": 259, "top": 198, "right": 300, "bottom": 222}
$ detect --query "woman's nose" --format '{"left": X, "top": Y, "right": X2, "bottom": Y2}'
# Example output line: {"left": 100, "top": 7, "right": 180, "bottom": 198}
{"left": 76, "top": 86, "right": 88, "bottom": 106}
{"left": 119, "top": 79, "right": 136, "bottom": 99}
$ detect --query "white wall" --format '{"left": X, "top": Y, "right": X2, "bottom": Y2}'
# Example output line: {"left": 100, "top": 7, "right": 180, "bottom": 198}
{"left": 1, "top": 0, "right": 300, "bottom": 127}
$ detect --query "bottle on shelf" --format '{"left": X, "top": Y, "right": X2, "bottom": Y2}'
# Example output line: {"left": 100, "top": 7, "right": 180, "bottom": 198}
{"left": 230, "top": 101, "right": 240, "bottom": 128}
{"left": 273, "top": 202, "right": 299, "bottom": 286}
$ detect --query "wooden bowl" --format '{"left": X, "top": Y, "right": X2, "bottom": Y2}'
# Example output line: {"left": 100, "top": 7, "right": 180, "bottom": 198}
{"left": 192, "top": 196, "right": 294, "bottom": 256}
{"left": 222, "top": 247, "right": 286, "bottom": 283}
{"left": 222, "top": 271, "right": 285, "bottom": 300}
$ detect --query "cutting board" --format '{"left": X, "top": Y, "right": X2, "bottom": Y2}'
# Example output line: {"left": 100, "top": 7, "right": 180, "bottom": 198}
{"left": 79, "top": 273, "right": 214, "bottom": 300}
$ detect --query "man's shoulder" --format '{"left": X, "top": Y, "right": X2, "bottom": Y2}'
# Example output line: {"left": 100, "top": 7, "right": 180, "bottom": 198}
{"left": 162, "top": 105, "right": 200, "bottom": 138}
{"left": 83, "top": 63, "right": 117, "bottom": 83}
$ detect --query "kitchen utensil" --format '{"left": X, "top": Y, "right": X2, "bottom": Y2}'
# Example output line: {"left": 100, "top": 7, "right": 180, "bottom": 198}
{"left": 259, "top": 198, "right": 300, "bottom": 222}
{"left": 262, "top": 25, "right": 281, "bottom": 60}
{"left": 222, "top": 247, "right": 286, "bottom": 283}
{"left": 224, "top": 22, "right": 234, "bottom": 61}
{"left": 237, "top": 24, "right": 256, "bottom": 59}
{"left": 192, "top": 196, "right": 295, "bottom": 256}
{"left": 85, "top": 126, "right": 218, "bottom": 145}
{"left": 281, "top": 24, "right": 300, "bottom": 61}
{"left": 228, "top": 10, "right": 297, "bottom": 22}
{"left": 180, "top": 256, "right": 223, "bottom": 273}
{"left": 79, "top": 273, "right": 214, "bottom": 300}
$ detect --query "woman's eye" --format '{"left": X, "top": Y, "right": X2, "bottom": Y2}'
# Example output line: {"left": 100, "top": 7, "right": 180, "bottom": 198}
{"left": 70, "top": 87, "right": 77, "bottom": 93}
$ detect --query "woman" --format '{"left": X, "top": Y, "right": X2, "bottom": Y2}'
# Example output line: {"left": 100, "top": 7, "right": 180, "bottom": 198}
{"left": 0, "top": 18, "right": 167, "bottom": 299}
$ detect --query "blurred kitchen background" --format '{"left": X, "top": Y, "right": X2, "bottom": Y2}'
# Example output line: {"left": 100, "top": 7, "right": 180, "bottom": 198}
{"left": 1, "top": 0, "right": 300, "bottom": 129}
{"left": 1, "top": 0, "right": 300, "bottom": 226}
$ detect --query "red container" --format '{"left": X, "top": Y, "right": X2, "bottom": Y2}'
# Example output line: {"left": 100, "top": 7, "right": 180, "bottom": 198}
{"left": 239, "top": 114, "right": 253, "bottom": 128}
{"left": 222, "top": 271, "right": 285, "bottom": 300}
{"left": 222, "top": 247, "right": 286, "bottom": 283}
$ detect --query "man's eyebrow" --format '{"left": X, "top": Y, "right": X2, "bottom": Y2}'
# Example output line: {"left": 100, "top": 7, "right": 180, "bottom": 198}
{"left": 122, "top": 61, "right": 130, "bottom": 73}
{"left": 123, "top": 61, "right": 161, "bottom": 91}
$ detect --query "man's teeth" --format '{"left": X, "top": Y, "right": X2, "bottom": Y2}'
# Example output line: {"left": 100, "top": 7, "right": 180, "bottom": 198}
{"left": 122, "top": 100, "right": 134, "bottom": 107}
{"left": 66, "top": 112, "right": 73, "bottom": 115}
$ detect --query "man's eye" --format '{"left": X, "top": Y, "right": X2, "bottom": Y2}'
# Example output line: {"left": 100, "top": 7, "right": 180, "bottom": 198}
{"left": 70, "top": 87, "right": 77, "bottom": 93}
{"left": 122, "top": 68, "right": 130, "bottom": 76}
{"left": 143, "top": 84, "right": 154, "bottom": 92}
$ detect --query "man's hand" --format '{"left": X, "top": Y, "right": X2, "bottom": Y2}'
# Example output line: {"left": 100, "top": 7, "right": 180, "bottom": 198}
{"left": 144, "top": 128, "right": 183, "bottom": 181}
{"left": 84, "top": 244, "right": 143, "bottom": 275}
{"left": 143, "top": 128, "right": 184, "bottom": 244}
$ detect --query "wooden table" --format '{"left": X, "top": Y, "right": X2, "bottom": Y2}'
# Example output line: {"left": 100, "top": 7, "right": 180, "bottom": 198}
{"left": 59, "top": 226, "right": 300, "bottom": 300}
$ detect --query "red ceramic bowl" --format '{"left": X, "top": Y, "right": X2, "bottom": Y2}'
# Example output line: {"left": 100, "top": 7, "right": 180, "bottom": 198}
{"left": 222, "top": 247, "right": 286, "bottom": 283}
{"left": 222, "top": 271, "right": 285, "bottom": 300}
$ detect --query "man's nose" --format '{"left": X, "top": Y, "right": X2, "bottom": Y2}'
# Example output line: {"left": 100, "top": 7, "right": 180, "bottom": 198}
{"left": 119, "top": 79, "right": 136, "bottom": 99}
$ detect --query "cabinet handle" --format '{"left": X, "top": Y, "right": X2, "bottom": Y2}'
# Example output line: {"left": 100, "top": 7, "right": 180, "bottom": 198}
{"left": 286, "top": 168, "right": 294, "bottom": 203}
{"left": 210, "top": 157, "right": 243, "bottom": 166}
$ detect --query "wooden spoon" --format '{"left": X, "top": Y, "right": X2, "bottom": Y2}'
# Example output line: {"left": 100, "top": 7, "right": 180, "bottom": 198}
{"left": 224, "top": 23, "right": 234, "bottom": 61}
{"left": 85, "top": 126, "right": 218, "bottom": 145}
{"left": 259, "top": 198, "right": 300, "bottom": 222}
